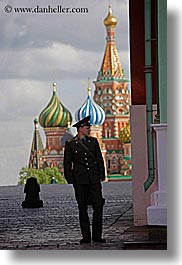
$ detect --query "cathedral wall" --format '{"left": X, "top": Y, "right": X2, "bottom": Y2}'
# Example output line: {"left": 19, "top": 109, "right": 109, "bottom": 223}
{"left": 44, "top": 127, "right": 66, "bottom": 151}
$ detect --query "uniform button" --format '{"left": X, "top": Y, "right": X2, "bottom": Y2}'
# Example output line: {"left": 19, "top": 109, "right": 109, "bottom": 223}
{"left": 84, "top": 153, "right": 87, "bottom": 155}
{"left": 86, "top": 163, "right": 88, "bottom": 165}
{"left": 87, "top": 168, "right": 90, "bottom": 170}
{"left": 85, "top": 158, "right": 87, "bottom": 160}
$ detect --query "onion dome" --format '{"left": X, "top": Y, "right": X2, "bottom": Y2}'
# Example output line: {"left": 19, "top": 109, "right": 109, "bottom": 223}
{"left": 119, "top": 123, "right": 131, "bottom": 144}
{"left": 39, "top": 83, "right": 72, "bottom": 128}
{"left": 104, "top": 5, "right": 117, "bottom": 28}
{"left": 75, "top": 80, "right": 105, "bottom": 125}
{"left": 34, "top": 117, "right": 39, "bottom": 128}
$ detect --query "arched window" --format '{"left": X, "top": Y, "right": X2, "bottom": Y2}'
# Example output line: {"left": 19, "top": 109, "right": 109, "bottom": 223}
{"left": 107, "top": 159, "right": 110, "bottom": 168}
{"left": 105, "top": 128, "right": 111, "bottom": 138}
{"left": 50, "top": 150, "right": 57, "bottom": 155}
{"left": 98, "top": 87, "right": 101, "bottom": 95}
{"left": 106, "top": 110, "right": 111, "bottom": 114}
{"left": 112, "top": 157, "right": 117, "bottom": 164}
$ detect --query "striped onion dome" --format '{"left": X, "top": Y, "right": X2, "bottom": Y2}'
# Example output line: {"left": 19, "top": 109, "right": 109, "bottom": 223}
{"left": 75, "top": 82, "right": 105, "bottom": 125}
{"left": 39, "top": 83, "right": 72, "bottom": 128}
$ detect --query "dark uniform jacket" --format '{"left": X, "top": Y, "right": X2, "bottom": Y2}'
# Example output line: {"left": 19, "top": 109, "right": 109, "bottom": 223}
{"left": 64, "top": 135, "right": 105, "bottom": 184}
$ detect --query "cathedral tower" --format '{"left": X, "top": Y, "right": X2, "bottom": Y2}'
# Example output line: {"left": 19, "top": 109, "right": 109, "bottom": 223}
{"left": 28, "top": 117, "right": 44, "bottom": 169}
{"left": 94, "top": 5, "right": 131, "bottom": 175}
{"left": 75, "top": 79, "right": 105, "bottom": 146}
{"left": 75, "top": 80, "right": 107, "bottom": 176}
{"left": 39, "top": 82, "right": 72, "bottom": 171}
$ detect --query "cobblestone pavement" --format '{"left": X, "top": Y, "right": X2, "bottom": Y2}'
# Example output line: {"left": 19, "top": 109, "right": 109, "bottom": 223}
{"left": 0, "top": 182, "right": 134, "bottom": 250}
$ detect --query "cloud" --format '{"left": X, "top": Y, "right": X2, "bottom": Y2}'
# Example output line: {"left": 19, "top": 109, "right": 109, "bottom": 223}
{"left": 0, "top": 40, "right": 130, "bottom": 83}
{"left": 0, "top": 0, "right": 129, "bottom": 50}
{"left": 0, "top": 0, "right": 130, "bottom": 82}
{"left": 0, "top": 42, "right": 101, "bottom": 80}
{"left": 0, "top": 41, "right": 130, "bottom": 84}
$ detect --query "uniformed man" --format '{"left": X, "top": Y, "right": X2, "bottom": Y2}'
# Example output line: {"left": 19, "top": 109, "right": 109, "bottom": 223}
{"left": 64, "top": 115, "right": 106, "bottom": 244}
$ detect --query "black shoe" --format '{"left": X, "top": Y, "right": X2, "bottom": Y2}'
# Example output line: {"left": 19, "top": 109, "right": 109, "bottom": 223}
{"left": 92, "top": 238, "right": 106, "bottom": 243}
{"left": 80, "top": 238, "right": 91, "bottom": 244}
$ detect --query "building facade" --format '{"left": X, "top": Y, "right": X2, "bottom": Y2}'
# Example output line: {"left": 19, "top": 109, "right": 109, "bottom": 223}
{"left": 129, "top": 0, "right": 167, "bottom": 228}
{"left": 93, "top": 5, "right": 131, "bottom": 177}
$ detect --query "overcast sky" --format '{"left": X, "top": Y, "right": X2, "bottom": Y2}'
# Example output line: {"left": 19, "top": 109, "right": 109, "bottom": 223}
{"left": 0, "top": 0, "right": 130, "bottom": 185}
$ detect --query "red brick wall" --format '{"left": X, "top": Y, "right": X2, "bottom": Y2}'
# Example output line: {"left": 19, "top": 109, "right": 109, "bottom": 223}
{"left": 129, "top": 0, "right": 157, "bottom": 105}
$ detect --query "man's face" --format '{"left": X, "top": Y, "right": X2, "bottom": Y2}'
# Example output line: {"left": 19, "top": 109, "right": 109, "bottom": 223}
{"left": 79, "top": 125, "right": 91, "bottom": 136}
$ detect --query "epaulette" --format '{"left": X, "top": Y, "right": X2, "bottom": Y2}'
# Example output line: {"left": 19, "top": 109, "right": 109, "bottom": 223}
{"left": 67, "top": 137, "right": 76, "bottom": 143}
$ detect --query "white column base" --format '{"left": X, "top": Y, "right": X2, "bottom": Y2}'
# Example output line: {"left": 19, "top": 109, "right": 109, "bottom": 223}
{"left": 147, "top": 124, "right": 167, "bottom": 226}
{"left": 151, "top": 191, "right": 167, "bottom": 207}
{"left": 147, "top": 206, "right": 167, "bottom": 226}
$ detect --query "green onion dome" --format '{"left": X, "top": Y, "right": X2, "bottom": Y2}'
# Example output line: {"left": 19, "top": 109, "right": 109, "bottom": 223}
{"left": 39, "top": 83, "right": 72, "bottom": 128}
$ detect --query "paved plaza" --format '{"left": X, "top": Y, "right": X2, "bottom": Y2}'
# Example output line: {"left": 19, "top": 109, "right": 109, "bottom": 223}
{"left": 0, "top": 181, "right": 167, "bottom": 250}
{"left": 0, "top": 181, "right": 137, "bottom": 250}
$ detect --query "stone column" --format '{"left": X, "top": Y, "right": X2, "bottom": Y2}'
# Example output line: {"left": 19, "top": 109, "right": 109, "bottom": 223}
{"left": 147, "top": 124, "right": 167, "bottom": 225}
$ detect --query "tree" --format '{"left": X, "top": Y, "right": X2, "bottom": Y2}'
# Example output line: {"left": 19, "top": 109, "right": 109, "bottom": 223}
{"left": 18, "top": 166, "right": 67, "bottom": 185}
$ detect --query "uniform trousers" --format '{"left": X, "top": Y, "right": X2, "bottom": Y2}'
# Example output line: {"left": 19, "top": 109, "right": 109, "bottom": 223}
{"left": 73, "top": 182, "right": 104, "bottom": 240}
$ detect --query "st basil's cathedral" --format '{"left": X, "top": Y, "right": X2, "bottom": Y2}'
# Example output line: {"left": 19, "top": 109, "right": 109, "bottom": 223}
{"left": 28, "top": 5, "right": 132, "bottom": 181}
